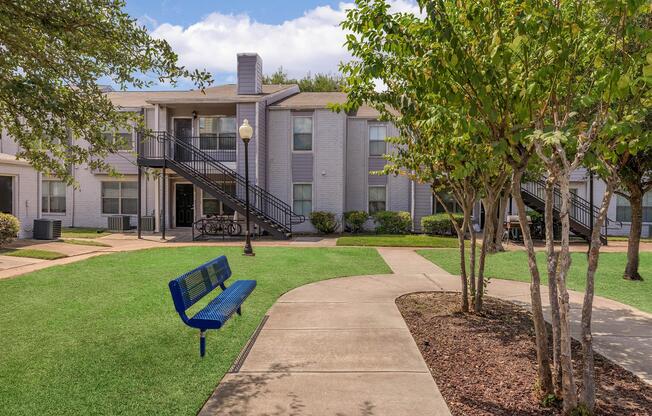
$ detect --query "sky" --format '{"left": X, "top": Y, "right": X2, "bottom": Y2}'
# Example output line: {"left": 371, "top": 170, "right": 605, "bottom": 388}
{"left": 122, "top": 0, "right": 420, "bottom": 89}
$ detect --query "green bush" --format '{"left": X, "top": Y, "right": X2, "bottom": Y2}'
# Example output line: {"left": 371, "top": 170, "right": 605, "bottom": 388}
{"left": 310, "top": 211, "right": 339, "bottom": 234}
{"left": 0, "top": 213, "right": 20, "bottom": 247}
{"left": 343, "top": 210, "right": 369, "bottom": 233}
{"left": 373, "top": 211, "right": 412, "bottom": 234}
{"left": 421, "top": 213, "right": 463, "bottom": 236}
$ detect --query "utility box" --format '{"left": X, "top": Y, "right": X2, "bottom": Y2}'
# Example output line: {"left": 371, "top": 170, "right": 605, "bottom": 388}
{"left": 140, "top": 216, "right": 155, "bottom": 232}
{"left": 108, "top": 215, "right": 131, "bottom": 232}
{"left": 33, "top": 219, "right": 62, "bottom": 240}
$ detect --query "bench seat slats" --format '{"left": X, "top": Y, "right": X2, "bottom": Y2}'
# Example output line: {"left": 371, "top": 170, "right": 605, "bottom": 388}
{"left": 189, "top": 280, "right": 256, "bottom": 330}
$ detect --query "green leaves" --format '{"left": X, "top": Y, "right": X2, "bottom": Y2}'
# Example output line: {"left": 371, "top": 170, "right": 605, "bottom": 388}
{"left": 0, "top": 0, "right": 213, "bottom": 183}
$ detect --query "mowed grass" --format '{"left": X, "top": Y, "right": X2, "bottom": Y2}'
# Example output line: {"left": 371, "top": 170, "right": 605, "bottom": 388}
{"left": 61, "top": 227, "right": 112, "bottom": 238}
{"left": 417, "top": 249, "right": 652, "bottom": 313}
{"left": 60, "top": 238, "right": 112, "bottom": 247}
{"left": 0, "top": 248, "right": 67, "bottom": 260}
{"left": 337, "top": 234, "right": 458, "bottom": 248}
{"left": 0, "top": 246, "right": 390, "bottom": 416}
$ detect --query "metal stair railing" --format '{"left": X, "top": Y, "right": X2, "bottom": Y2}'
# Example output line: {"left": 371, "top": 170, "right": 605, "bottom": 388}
{"left": 521, "top": 180, "right": 621, "bottom": 241}
{"left": 140, "top": 131, "right": 305, "bottom": 233}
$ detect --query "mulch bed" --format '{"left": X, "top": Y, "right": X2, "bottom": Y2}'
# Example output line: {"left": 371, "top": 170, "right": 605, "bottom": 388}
{"left": 396, "top": 292, "right": 652, "bottom": 416}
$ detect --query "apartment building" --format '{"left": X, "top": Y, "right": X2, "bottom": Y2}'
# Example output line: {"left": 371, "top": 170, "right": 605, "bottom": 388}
{"left": 0, "top": 53, "right": 645, "bottom": 239}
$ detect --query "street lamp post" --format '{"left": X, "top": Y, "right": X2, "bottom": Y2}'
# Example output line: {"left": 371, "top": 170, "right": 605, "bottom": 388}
{"left": 239, "top": 119, "right": 255, "bottom": 256}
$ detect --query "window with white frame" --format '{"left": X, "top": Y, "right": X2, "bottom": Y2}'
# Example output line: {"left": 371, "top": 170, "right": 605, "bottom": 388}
{"left": 199, "top": 116, "right": 237, "bottom": 150}
{"left": 101, "top": 182, "right": 137, "bottom": 215}
{"left": 616, "top": 193, "right": 652, "bottom": 222}
{"left": 293, "top": 183, "right": 312, "bottom": 216}
{"left": 293, "top": 117, "right": 312, "bottom": 151}
{"left": 202, "top": 183, "right": 236, "bottom": 216}
{"left": 369, "top": 124, "right": 387, "bottom": 156}
{"left": 368, "top": 185, "right": 386, "bottom": 214}
{"left": 42, "top": 180, "right": 66, "bottom": 213}
{"left": 102, "top": 126, "right": 134, "bottom": 150}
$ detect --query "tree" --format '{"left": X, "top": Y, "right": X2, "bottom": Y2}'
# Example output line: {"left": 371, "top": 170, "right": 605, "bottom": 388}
{"left": 0, "top": 0, "right": 212, "bottom": 184}
{"left": 262, "top": 67, "right": 343, "bottom": 92}
{"left": 617, "top": 150, "right": 652, "bottom": 281}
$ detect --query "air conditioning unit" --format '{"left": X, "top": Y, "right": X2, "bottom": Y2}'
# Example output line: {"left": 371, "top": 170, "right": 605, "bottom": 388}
{"left": 140, "top": 216, "right": 155, "bottom": 232}
{"left": 33, "top": 219, "right": 62, "bottom": 240}
{"left": 108, "top": 215, "right": 131, "bottom": 232}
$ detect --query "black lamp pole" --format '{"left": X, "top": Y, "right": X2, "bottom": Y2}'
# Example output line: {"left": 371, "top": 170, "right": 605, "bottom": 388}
{"left": 240, "top": 120, "right": 255, "bottom": 256}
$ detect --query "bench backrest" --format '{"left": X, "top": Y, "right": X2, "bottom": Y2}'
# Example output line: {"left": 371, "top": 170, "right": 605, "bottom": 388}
{"left": 169, "top": 255, "right": 232, "bottom": 315}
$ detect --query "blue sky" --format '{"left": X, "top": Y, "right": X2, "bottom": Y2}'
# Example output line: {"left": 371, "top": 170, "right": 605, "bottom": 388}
{"left": 120, "top": 0, "right": 419, "bottom": 89}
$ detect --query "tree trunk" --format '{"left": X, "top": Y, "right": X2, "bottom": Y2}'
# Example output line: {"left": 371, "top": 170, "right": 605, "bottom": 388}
{"left": 458, "top": 215, "right": 470, "bottom": 313}
{"left": 544, "top": 179, "right": 563, "bottom": 397}
{"left": 580, "top": 180, "right": 614, "bottom": 413}
{"left": 556, "top": 175, "right": 578, "bottom": 413}
{"left": 477, "top": 197, "right": 497, "bottom": 312}
{"left": 492, "top": 191, "right": 510, "bottom": 253}
{"left": 512, "top": 171, "right": 555, "bottom": 397}
{"left": 624, "top": 188, "right": 644, "bottom": 281}
{"left": 467, "top": 208, "right": 477, "bottom": 304}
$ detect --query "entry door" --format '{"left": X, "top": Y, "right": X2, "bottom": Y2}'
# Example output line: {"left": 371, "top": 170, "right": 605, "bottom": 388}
{"left": 175, "top": 184, "right": 194, "bottom": 227}
{"left": 0, "top": 176, "right": 12, "bottom": 214}
{"left": 174, "top": 118, "right": 193, "bottom": 161}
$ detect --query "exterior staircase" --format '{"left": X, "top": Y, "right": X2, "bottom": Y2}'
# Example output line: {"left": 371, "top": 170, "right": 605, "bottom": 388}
{"left": 137, "top": 131, "right": 305, "bottom": 239}
{"left": 520, "top": 180, "right": 620, "bottom": 244}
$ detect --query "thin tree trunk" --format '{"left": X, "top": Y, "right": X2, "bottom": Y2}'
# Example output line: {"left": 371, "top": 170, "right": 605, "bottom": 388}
{"left": 580, "top": 180, "right": 614, "bottom": 413}
{"left": 544, "top": 178, "right": 563, "bottom": 397}
{"left": 492, "top": 191, "right": 509, "bottom": 253}
{"left": 512, "top": 171, "right": 554, "bottom": 397}
{"left": 624, "top": 188, "right": 644, "bottom": 281}
{"left": 556, "top": 175, "right": 578, "bottom": 413}
{"left": 467, "top": 207, "right": 477, "bottom": 305}
{"left": 476, "top": 198, "right": 496, "bottom": 312}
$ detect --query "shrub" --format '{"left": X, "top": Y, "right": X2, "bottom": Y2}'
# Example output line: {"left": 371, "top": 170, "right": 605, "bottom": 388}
{"left": 310, "top": 211, "right": 339, "bottom": 234}
{"left": 421, "top": 213, "right": 463, "bottom": 236}
{"left": 0, "top": 213, "right": 20, "bottom": 247}
{"left": 343, "top": 210, "right": 369, "bottom": 233}
{"left": 373, "top": 211, "right": 412, "bottom": 234}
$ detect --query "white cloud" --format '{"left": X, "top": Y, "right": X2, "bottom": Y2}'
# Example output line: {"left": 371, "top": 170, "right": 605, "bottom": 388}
{"left": 150, "top": 1, "right": 420, "bottom": 80}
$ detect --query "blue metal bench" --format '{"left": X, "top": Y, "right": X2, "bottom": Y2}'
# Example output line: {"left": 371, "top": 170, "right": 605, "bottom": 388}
{"left": 168, "top": 255, "right": 256, "bottom": 357}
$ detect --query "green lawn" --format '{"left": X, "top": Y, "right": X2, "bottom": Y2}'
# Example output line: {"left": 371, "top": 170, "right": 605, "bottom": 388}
{"left": 61, "top": 227, "right": 112, "bottom": 238}
{"left": 417, "top": 249, "right": 652, "bottom": 313}
{"left": 337, "top": 234, "right": 458, "bottom": 248}
{"left": 0, "top": 248, "right": 68, "bottom": 260}
{"left": 0, "top": 246, "right": 390, "bottom": 416}
{"left": 61, "top": 238, "right": 112, "bottom": 247}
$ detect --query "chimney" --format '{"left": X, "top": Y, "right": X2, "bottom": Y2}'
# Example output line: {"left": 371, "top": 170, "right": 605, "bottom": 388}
{"left": 237, "top": 53, "right": 263, "bottom": 95}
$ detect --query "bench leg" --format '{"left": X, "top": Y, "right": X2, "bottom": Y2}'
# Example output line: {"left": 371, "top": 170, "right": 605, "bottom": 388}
{"left": 200, "top": 330, "right": 207, "bottom": 358}
{"left": 237, "top": 306, "right": 242, "bottom": 316}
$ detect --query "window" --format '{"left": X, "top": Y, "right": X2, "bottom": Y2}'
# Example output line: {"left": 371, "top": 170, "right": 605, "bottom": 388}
{"left": 101, "top": 182, "right": 137, "bottom": 215}
{"left": 293, "top": 184, "right": 312, "bottom": 216}
{"left": 42, "top": 180, "right": 66, "bottom": 213}
{"left": 369, "top": 125, "right": 387, "bottom": 156}
{"left": 202, "top": 182, "right": 236, "bottom": 216}
{"left": 199, "top": 117, "right": 237, "bottom": 150}
{"left": 293, "top": 117, "right": 312, "bottom": 151}
{"left": 103, "top": 128, "right": 134, "bottom": 150}
{"left": 433, "top": 193, "right": 463, "bottom": 214}
{"left": 199, "top": 116, "right": 218, "bottom": 150}
{"left": 617, "top": 193, "right": 652, "bottom": 222}
{"left": 368, "top": 186, "right": 386, "bottom": 214}
{"left": 0, "top": 176, "right": 13, "bottom": 214}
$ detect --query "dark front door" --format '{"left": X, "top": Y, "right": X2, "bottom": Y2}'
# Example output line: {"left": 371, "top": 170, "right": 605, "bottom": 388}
{"left": 0, "top": 176, "right": 13, "bottom": 214}
{"left": 174, "top": 118, "right": 193, "bottom": 161}
{"left": 175, "top": 184, "right": 194, "bottom": 227}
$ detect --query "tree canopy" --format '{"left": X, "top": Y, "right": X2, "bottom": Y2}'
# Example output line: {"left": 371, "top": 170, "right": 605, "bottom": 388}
{"left": 0, "top": 0, "right": 212, "bottom": 183}
{"left": 263, "top": 67, "right": 344, "bottom": 92}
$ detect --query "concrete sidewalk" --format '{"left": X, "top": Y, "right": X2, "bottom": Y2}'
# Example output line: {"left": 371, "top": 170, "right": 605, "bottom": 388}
{"left": 378, "top": 247, "right": 652, "bottom": 385}
{"left": 199, "top": 271, "right": 453, "bottom": 416}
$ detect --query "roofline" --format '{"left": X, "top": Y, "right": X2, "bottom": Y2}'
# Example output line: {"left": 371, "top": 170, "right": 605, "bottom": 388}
{"left": 144, "top": 84, "right": 298, "bottom": 105}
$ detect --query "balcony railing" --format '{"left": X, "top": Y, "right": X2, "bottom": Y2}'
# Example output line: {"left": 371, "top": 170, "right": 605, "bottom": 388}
{"left": 139, "top": 132, "right": 236, "bottom": 162}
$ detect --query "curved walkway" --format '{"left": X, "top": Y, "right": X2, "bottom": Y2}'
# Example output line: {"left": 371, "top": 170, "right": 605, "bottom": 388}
{"left": 199, "top": 271, "right": 453, "bottom": 415}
